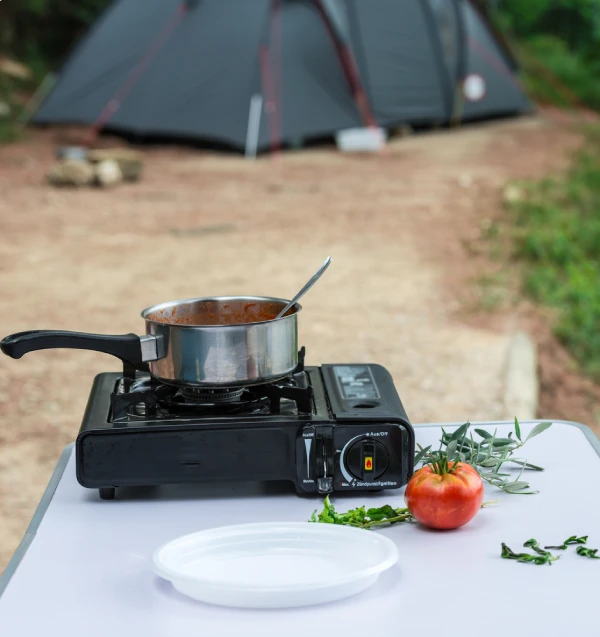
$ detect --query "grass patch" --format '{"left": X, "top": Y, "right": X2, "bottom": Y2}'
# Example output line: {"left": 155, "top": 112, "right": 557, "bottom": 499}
{"left": 505, "top": 125, "right": 600, "bottom": 380}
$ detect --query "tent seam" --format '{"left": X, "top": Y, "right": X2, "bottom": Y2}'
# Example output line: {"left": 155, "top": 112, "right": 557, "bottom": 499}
{"left": 418, "top": 0, "right": 454, "bottom": 120}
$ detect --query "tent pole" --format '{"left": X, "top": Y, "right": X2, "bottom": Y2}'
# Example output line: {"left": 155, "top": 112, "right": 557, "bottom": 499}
{"left": 312, "top": 0, "right": 379, "bottom": 133}
{"left": 245, "top": 94, "right": 263, "bottom": 159}
{"left": 80, "top": 1, "right": 190, "bottom": 148}
{"left": 450, "top": 0, "right": 469, "bottom": 127}
{"left": 271, "top": 0, "right": 283, "bottom": 156}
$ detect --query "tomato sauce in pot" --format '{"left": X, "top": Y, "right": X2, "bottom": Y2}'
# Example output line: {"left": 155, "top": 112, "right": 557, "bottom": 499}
{"left": 146, "top": 300, "right": 285, "bottom": 326}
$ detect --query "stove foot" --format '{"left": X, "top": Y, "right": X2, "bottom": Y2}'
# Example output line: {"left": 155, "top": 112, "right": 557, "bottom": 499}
{"left": 99, "top": 487, "right": 116, "bottom": 500}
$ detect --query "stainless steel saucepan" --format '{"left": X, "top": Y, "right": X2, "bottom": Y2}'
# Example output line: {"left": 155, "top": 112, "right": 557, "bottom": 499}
{"left": 0, "top": 296, "right": 301, "bottom": 387}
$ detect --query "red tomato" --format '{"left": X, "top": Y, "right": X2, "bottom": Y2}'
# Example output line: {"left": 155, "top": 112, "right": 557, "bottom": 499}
{"left": 405, "top": 461, "right": 484, "bottom": 530}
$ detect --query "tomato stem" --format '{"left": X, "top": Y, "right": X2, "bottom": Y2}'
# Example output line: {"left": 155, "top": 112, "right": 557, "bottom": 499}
{"left": 428, "top": 453, "right": 458, "bottom": 476}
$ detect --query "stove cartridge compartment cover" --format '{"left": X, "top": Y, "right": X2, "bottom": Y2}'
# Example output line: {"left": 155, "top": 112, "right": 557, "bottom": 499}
{"left": 295, "top": 364, "right": 414, "bottom": 494}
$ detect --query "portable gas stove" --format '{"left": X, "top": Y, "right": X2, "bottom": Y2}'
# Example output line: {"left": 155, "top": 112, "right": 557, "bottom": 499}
{"left": 76, "top": 348, "right": 415, "bottom": 500}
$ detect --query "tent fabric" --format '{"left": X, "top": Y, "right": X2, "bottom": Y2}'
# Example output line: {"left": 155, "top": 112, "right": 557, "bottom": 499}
{"left": 459, "top": 0, "right": 530, "bottom": 119}
{"left": 33, "top": 0, "right": 532, "bottom": 152}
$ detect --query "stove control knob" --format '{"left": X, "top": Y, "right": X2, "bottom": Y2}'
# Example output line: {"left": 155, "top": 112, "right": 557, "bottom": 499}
{"left": 346, "top": 438, "right": 389, "bottom": 482}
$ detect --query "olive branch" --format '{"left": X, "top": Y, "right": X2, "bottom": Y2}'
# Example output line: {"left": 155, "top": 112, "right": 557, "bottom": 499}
{"left": 415, "top": 418, "right": 552, "bottom": 495}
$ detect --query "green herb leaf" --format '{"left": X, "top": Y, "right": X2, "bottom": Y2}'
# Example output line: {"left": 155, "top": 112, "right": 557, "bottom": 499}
{"left": 490, "top": 438, "right": 514, "bottom": 447}
{"left": 309, "top": 497, "right": 416, "bottom": 529}
{"left": 503, "top": 481, "right": 535, "bottom": 494}
{"left": 523, "top": 539, "right": 555, "bottom": 557}
{"left": 565, "top": 535, "right": 588, "bottom": 545}
{"left": 446, "top": 439, "right": 458, "bottom": 461}
{"left": 449, "top": 422, "right": 470, "bottom": 442}
{"left": 524, "top": 538, "right": 539, "bottom": 548}
{"left": 525, "top": 421, "right": 553, "bottom": 442}
{"left": 576, "top": 546, "right": 600, "bottom": 559}
{"left": 501, "top": 543, "right": 519, "bottom": 559}
{"left": 414, "top": 445, "right": 432, "bottom": 466}
{"left": 415, "top": 417, "right": 551, "bottom": 495}
{"left": 506, "top": 459, "right": 545, "bottom": 471}
{"left": 501, "top": 541, "right": 558, "bottom": 565}
{"left": 545, "top": 535, "right": 589, "bottom": 549}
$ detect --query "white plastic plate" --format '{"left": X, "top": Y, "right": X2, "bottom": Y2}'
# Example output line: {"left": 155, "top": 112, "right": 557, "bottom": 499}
{"left": 152, "top": 521, "right": 398, "bottom": 608}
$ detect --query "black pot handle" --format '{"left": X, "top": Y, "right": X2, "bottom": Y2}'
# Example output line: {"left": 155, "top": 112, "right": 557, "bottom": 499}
{"left": 0, "top": 330, "right": 144, "bottom": 366}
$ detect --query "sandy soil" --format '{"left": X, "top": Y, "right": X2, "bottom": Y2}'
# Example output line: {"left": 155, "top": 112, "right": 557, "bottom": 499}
{"left": 0, "top": 110, "right": 595, "bottom": 573}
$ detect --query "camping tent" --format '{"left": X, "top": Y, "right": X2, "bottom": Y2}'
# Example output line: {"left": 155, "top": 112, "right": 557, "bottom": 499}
{"left": 33, "top": 0, "right": 532, "bottom": 152}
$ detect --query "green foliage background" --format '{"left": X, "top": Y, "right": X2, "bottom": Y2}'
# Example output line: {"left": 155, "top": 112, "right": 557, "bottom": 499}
{"left": 0, "top": 0, "right": 110, "bottom": 72}
{"left": 506, "top": 126, "right": 600, "bottom": 381}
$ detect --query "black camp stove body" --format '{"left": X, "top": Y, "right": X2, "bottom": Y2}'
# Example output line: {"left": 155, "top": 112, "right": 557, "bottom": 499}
{"left": 76, "top": 357, "right": 415, "bottom": 500}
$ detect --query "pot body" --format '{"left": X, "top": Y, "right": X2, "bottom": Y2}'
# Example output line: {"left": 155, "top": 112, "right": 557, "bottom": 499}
{"left": 141, "top": 296, "right": 300, "bottom": 387}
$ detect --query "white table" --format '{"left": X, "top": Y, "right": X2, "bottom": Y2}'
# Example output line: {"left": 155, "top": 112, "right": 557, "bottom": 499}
{"left": 1, "top": 420, "right": 599, "bottom": 637}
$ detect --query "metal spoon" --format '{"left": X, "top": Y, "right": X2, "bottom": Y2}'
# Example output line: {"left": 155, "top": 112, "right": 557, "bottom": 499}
{"left": 276, "top": 256, "right": 332, "bottom": 319}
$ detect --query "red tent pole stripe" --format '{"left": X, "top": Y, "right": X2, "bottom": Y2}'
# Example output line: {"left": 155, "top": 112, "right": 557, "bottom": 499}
{"left": 467, "top": 36, "right": 523, "bottom": 92}
{"left": 313, "top": 0, "right": 378, "bottom": 131}
{"left": 81, "top": 2, "right": 189, "bottom": 147}
{"left": 271, "top": 0, "right": 283, "bottom": 155}
{"left": 338, "top": 46, "right": 378, "bottom": 128}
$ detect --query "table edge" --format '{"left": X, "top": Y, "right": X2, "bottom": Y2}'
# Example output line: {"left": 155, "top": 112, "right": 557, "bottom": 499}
{"left": 1, "top": 419, "right": 597, "bottom": 598}
{"left": 0, "top": 444, "right": 74, "bottom": 598}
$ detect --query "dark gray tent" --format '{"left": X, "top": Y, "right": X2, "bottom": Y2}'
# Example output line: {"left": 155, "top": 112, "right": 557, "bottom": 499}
{"left": 33, "top": 0, "right": 532, "bottom": 152}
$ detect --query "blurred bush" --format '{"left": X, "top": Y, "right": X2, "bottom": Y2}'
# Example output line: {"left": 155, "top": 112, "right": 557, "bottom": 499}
{"left": 0, "top": 0, "right": 110, "bottom": 72}
{"left": 492, "top": 0, "right": 600, "bottom": 110}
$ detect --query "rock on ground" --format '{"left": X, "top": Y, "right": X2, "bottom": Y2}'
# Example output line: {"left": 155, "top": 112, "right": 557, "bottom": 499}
{"left": 46, "top": 159, "right": 95, "bottom": 188}
{"left": 95, "top": 159, "right": 123, "bottom": 188}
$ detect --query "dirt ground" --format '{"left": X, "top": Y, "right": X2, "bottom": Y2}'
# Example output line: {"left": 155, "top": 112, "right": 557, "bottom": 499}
{"left": 0, "top": 110, "right": 596, "bottom": 574}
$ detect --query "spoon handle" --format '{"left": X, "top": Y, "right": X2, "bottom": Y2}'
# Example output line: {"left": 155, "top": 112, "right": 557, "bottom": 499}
{"left": 276, "top": 256, "right": 332, "bottom": 319}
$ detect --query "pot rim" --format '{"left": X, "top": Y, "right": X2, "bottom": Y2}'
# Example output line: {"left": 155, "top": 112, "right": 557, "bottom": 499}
{"left": 140, "top": 295, "right": 302, "bottom": 328}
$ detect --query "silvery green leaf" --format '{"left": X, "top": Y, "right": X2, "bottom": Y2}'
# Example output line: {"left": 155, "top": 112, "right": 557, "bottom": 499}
{"left": 504, "top": 481, "right": 536, "bottom": 494}
{"left": 480, "top": 458, "right": 499, "bottom": 467}
{"left": 414, "top": 445, "right": 431, "bottom": 465}
{"left": 507, "top": 459, "right": 544, "bottom": 471}
{"left": 492, "top": 438, "right": 514, "bottom": 447}
{"left": 474, "top": 428, "right": 492, "bottom": 439}
{"left": 525, "top": 422, "right": 552, "bottom": 442}
{"left": 446, "top": 440, "right": 458, "bottom": 460}
{"left": 449, "top": 423, "right": 470, "bottom": 442}
{"left": 514, "top": 417, "right": 522, "bottom": 441}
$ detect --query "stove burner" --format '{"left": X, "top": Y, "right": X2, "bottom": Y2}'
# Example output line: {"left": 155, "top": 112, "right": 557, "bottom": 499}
{"left": 178, "top": 387, "right": 245, "bottom": 403}
{"left": 109, "top": 348, "right": 314, "bottom": 422}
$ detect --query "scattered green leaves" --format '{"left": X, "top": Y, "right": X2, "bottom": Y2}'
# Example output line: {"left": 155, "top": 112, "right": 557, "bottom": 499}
{"left": 309, "top": 495, "right": 415, "bottom": 530}
{"left": 524, "top": 538, "right": 557, "bottom": 560}
{"left": 503, "top": 535, "right": 600, "bottom": 566}
{"left": 501, "top": 542, "right": 559, "bottom": 566}
{"left": 576, "top": 546, "right": 600, "bottom": 559}
{"left": 545, "top": 535, "right": 588, "bottom": 550}
{"left": 310, "top": 496, "right": 497, "bottom": 530}
{"left": 415, "top": 418, "right": 552, "bottom": 495}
